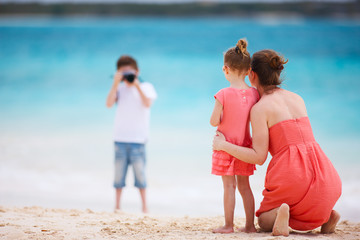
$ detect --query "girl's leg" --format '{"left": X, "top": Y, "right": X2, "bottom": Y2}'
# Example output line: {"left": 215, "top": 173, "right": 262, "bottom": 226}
{"left": 236, "top": 175, "right": 256, "bottom": 233}
{"left": 258, "top": 203, "right": 290, "bottom": 236}
{"left": 213, "top": 175, "right": 236, "bottom": 233}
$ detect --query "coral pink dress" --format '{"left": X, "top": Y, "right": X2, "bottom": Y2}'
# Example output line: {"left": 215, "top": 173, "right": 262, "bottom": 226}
{"left": 256, "top": 117, "right": 342, "bottom": 231}
{"left": 212, "top": 87, "right": 259, "bottom": 176}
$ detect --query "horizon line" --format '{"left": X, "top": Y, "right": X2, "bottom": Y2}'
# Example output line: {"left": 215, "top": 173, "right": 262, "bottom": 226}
{"left": 0, "top": 0, "right": 356, "bottom": 4}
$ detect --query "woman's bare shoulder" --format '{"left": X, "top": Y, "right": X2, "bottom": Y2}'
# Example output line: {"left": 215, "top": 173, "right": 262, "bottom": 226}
{"left": 282, "top": 89, "right": 305, "bottom": 102}
{"left": 251, "top": 96, "right": 271, "bottom": 116}
{"left": 251, "top": 89, "right": 306, "bottom": 120}
{"left": 256, "top": 92, "right": 277, "bottom": 108}
{"left": 279, "top": 89, "right": 307, "bottom": 115}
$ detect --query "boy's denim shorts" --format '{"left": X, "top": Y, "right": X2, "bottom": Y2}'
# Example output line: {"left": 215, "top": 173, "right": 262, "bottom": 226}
{"left": 114, "top": 142, "right": 147, "bottom": 189}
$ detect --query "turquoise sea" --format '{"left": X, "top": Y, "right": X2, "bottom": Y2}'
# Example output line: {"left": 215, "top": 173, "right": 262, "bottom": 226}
{"left": 0, "top": 16, "right": 359, "bottom": 221}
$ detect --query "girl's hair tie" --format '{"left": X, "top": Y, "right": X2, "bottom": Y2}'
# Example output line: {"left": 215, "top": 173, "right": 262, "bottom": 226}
{"left": 235, "top": 46, "right": 240, "bottom": 54}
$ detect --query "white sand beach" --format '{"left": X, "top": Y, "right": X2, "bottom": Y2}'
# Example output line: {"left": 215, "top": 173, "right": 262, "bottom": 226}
{"left": 1, "top": 206, "right": 359, "bottom": 240}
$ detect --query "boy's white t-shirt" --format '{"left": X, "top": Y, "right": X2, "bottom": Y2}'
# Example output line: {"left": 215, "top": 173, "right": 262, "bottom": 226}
{"left": 114, "top": 82, "right": 157, "bottom": 144}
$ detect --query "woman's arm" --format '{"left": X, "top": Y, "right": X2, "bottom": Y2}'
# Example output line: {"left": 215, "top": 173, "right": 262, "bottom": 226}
{"left": 213, "top": 104, "right": 269, "bottom": 165}
{"left": 210, "top": 99, "right": 223, "bottom": 127}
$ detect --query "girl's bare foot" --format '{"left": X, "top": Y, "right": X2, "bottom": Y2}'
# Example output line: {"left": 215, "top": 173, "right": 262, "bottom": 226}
{"left": 272, "top": 203, "right": 290, "bottom": 237}
{"left": 321, "top": 210, "right": 340, "bottom": 234}
{"left": 238, "top": 225, "right": 257, "bottom": 233}
{"left": 212, "top": 225, "right": 234, "bottom": 234}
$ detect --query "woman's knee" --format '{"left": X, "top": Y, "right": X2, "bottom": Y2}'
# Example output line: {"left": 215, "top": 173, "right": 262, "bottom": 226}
{"left": 257, "top": 206, "right": 284, "bottom": 232}
{"left": 258, "top": 214, "right": 273, "bottom": 232}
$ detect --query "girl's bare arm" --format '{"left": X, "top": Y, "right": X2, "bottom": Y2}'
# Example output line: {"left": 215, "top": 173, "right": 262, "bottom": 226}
{"left": 210, "top": 99, "right": 223, "bottom": 127}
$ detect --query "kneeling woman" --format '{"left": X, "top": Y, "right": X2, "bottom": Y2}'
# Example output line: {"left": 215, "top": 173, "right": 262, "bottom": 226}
{"left": 212, "top": 49, "right": 342, "bottom": 236}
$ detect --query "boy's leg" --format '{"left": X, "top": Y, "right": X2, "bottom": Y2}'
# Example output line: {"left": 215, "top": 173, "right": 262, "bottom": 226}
{"left": 114, "top": 142, "right": 129, "bottom": 211}
{"left": 236, "top": 175, "right": 256, "bottom": 233}
{"left": 213, "top": 175, "right": 236, "bottom": 233}
{"left": 115, "top": 188, "right": 122, "bottom": 210}
{"left": 129, "top": 143, "right": 148, "bottom": 213}
{"left": 139, "top": 188, "right": 148, "bottom": 213}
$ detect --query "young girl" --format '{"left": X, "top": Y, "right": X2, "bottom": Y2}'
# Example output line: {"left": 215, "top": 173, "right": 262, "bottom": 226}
{"left": 210, "top": 39, "right": 259, "bottom": 233}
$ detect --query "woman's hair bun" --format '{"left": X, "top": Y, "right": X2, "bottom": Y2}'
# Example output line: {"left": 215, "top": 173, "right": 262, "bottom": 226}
{"left": 235, "top": 38, "right": 248, "bottom": 55}
{"left": 269, "top": 55, "right": 288, "bottom": 71}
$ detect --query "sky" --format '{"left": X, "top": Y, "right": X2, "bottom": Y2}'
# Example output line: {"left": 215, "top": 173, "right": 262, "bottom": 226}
{"left": 0, "top": 0, "right": 354, "bottom": 4}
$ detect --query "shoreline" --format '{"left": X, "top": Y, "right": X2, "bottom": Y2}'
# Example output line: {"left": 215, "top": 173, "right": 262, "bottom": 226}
{"left": 1, "top": 206, "right": 359, "bottom": 240}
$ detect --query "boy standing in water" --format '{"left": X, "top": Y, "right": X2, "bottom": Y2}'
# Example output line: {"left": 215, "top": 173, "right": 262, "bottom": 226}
{"left": 106, "top": 55, "right": 157, "bottom": 213}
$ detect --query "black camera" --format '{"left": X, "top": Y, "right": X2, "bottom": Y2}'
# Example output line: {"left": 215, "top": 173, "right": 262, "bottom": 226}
{"left": 122, "top": 72, "right": 136, "bottom": 83}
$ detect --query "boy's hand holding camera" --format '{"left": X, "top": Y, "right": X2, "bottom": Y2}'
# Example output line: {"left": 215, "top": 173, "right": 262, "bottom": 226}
{"left": 107, "top": 69, "right": 151, "bottom": 108}
{"left": 114, "top": 70, "right": 135, "bottom": 83}
{"left": 113, "top": 70, "right": 123, "bottom": 85}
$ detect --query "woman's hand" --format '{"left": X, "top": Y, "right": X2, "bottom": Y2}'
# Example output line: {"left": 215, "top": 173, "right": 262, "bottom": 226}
{"left": 213, "top": 131, "right": 226, "bottom": 151}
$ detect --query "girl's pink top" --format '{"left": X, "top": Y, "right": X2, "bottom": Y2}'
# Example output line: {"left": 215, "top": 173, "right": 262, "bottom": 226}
{"left": 212, "top": 87, "right": 259, "bottom": 176}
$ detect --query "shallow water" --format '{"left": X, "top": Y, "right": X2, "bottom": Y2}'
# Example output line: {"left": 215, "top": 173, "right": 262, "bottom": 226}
{"left": 0, "top": 16, "right": 359, "bottom": 221}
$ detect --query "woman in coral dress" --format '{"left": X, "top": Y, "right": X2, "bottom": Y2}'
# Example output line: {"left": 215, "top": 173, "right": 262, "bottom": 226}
{"left": 212, "top": 49, "right": 342, "bottom": 237}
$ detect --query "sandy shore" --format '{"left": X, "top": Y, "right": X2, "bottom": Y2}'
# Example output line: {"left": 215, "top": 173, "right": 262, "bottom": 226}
{"left": 0, "top": 206, "right": 359, "bottom": 240}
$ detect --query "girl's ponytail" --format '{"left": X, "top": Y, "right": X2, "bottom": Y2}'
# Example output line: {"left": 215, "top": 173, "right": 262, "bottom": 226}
{"left": 235, "top": 38, "right": 248, "bottom": 55}
{"left": 224, "top": 38, "right": 251, "bottom": 73}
